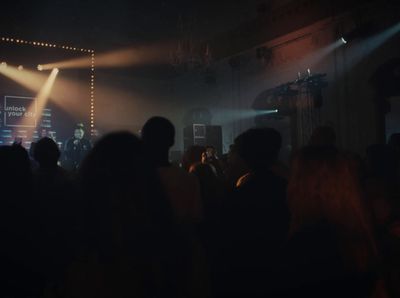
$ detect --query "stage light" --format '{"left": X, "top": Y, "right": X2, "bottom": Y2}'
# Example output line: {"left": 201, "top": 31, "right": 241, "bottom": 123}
{"left": 22, "top": 67, "right": 61, "bottom": 131}
{"left": 0, "top": 64, "right": 50, "bottom": 92}
{"left": 341, "top": 37, "right": 347, "bottom": 44}
{"left": 262, "top": 109, "right": 279, "bottom": 114}
{"left": 1, "top": 37, "right": 95, "bottom": 135}
{"left": 0, "top": 36, "right": 97, "bottom": 136}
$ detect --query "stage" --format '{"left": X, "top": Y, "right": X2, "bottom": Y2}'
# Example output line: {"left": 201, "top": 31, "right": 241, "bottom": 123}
{"left": 0, "top": 37, "right": 94, "bottom": 149}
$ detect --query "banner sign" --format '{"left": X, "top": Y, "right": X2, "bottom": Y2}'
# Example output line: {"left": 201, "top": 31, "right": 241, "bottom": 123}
{"left": 4, "top": 96, "right": 37, "bottom": 127}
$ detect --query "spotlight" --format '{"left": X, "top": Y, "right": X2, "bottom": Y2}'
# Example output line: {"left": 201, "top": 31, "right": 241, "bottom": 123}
{"left": 37, "top": 64, "right": 43, "bottom": 71}
{"left": 18, "top": 65, "right": 24, "bottom": 71}
{"left": 260, "top": 109, "right": 279, "bottom": 115}
{"left": 340, "top": 22, "right": 376, "bottom": 46}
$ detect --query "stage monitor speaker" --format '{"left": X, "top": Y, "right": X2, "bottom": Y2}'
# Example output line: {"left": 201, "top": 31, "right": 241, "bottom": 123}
{"left": 206, "top": 125, "right": 223, "bottom": 157}
{"left": 183, "top": 125, "right": 223, "bottom": 157}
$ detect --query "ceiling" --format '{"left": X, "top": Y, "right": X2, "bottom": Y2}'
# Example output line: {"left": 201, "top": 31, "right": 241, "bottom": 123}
{"left": 1, "top": 0, "right": 263, "bottom": 50}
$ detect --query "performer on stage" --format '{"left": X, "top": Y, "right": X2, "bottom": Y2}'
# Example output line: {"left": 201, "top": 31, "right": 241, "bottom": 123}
{"left": 64, "top": 124, "right": 92, "bottom": 170}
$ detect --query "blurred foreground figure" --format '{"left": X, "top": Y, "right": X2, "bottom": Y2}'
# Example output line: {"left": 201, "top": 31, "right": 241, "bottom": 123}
{"left": 141, "top": 116, "right": 203, "bottom": 223}
{"left": 281, "top": 146, "right": 384, "bottom": 298}
{"left": 0, "top": 145, "right": 43, "bottom": 297}
{"left": 216, "top": 128, "right": 290, "bottom": 297}
{"left": 142, "top": 117, "right": 209, "bottom": 297}
{"left": 64, "top": 132, "right": 182, "bottom": 298}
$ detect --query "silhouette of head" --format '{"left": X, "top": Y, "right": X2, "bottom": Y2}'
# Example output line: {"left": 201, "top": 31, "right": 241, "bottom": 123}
{"left": 34, "top": 137, "right": 60, "bottom": 168}
{"left": 141, "top": 116, "right": 175, "bottom": 150}
{"left": 0, "top": 144, "right": 32, "bottom": 191}
{"left": 80, "top": 131, "right": 145, "bottom": 187}
{"left": 80, "top": 131, "right": 173, "bottom": 242}
{"left": 234, "top": 127, "right": 282, "bottom": 171}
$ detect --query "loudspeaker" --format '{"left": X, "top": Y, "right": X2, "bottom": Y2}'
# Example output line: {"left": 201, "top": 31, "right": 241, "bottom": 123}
{"left": 206, "top": 126, "right": 223, "bottom": 156}
{"left": 183, "top": 124, "right": 206, "bottom": 150}
{"left": 183, "top": 125, "right": 223, "bottom": 156}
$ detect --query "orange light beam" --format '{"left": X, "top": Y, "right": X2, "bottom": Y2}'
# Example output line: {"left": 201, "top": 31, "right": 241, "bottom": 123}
{"left": 19, "top": 68, "right": 59, "bottom": 136}
{"left": 40, "top": 44, "right": 172, "bottom": 70}
{"left": 0, "top": 65, "right": 48, "bottom": 92}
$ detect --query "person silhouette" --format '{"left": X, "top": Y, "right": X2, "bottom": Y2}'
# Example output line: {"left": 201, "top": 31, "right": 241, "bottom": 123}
{"left": 64, "top": 124, "right": 92, "bottom": 170}
{"left": 141, "top": 116, "right": 203, "bottom": 223}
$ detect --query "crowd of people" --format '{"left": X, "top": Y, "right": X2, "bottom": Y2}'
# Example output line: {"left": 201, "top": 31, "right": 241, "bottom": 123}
{"left": 1, "top": 116, "right": 400, "bottom": 298}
